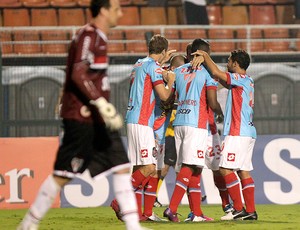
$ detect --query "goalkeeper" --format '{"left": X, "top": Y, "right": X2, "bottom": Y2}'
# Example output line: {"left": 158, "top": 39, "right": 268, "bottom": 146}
{"left": 18, "top": 1, "right": 144, "bottom": 230}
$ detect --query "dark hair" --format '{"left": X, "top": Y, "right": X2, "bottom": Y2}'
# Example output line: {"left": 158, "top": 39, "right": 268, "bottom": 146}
{"left": 230, "top": 49, "right": 250, "bottom": 70}
{"left": 90, "top": 0, "right": 110, "bottom": 18}
{"left": 191, "top": 38, "right": 210, "bottom": 53}
{"left": 148, "top": 34, "right": 168, "bottom": 55}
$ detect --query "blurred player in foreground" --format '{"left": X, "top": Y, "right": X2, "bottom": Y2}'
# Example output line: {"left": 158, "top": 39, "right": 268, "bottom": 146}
{"left": 192, "top": 49, "right": 258, "bottom": 220}
{"left": 18, "top": 1, "right": 146, "bottom": 230}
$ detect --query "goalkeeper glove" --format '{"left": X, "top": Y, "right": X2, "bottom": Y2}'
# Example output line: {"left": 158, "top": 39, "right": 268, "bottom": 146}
{"left": 90, "top": 97, "right": 123, "bottom": 131}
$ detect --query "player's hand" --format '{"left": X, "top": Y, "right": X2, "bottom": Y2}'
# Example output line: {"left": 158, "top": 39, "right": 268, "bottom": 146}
{"left": 191, "top": 50, "right": 205, "bottom": 70}
{"left": 90, "top": 97, "right": 123, "bottom": 131}
{"left": 161, "top": 49, "right": 177, "bottom": 65}
{"left": 162, "top": 70, "right": 175, "bottom": 83}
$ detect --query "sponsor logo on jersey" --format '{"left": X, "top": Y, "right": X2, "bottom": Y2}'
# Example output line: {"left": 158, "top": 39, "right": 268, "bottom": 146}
{"left": 177, "top": 109, "right": 191, "bottom": 114}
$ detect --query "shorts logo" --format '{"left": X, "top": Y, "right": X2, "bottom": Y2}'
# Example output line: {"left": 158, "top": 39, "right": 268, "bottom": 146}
{"left": 227, "top": 153, "right": 236, "bottom": 162}
{"left": 152, "top": 147, "right": 158, "bottom": 159}
{"left": 141, "top": 149, "right": 148, "bottom": 158}
{"left": 197, "top": 150, "right": 204, "bottom": 158}
{"left": 71, "top": 157, "right": 84, "bottom": 173}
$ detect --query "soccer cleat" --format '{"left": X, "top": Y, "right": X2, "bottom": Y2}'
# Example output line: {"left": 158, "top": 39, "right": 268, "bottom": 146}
{"left": 221, "top": 208, "right": 248, "bottom": 220}
{"left": 110, "top": 199, "right": 123, "bottom": 221}
{"left": 153, "top": 198, "right": 163, "bottom": 208}
{"left": 223, "top": 203, "right": 234, "bottom": 214}
{"left": 184, "top": 213, "right": 214, "bottom": 222}
{"left": 243, "top": 211, "right": 258, "bottom": 220}
{"left": 142, "top": 212, "right": 168, "bottom": 222}
{"left": 201, "top": 195, "right": 207, "bottom": 202}
{"left": 163, "top": 208, "right": 180, "bottom": 222}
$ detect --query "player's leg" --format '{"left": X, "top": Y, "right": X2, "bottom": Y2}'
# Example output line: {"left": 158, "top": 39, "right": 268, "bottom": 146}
{"left": 237, "top": 137, "right": 257, "bottom": 220}
{"left": 18, "top": 119, "right": 92, "bottom": 229}
{"left": 127, "top": 124, "right": 157, "bottom": 219}
{"left": 206, "top": 133, "right": 231, "bottom": 212}
{"left": 219, "top": 136, "right": 250, "bottom": 220}
{"left": 89, "top": 124, "right": 143, "bottom": 230}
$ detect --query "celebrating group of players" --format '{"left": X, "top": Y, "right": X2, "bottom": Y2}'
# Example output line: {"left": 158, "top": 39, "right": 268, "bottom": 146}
{"left": 119, "top": 33, "right": 257, "bottom": 223}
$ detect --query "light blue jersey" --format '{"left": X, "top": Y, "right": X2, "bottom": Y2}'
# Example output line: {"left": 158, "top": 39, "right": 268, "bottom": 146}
{"left": 126, "top": 57, "right": 165, "bottom": 127}
{"left": 223, "top": 72, "right": 256, "bottom": 138}
{"left": 173, "top": 63, "right": 218, "bottom": 129}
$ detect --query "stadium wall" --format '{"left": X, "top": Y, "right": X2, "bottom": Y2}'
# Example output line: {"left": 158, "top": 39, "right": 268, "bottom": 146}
{"left": 0, "top": 135, "right": 299, "bottom": 209}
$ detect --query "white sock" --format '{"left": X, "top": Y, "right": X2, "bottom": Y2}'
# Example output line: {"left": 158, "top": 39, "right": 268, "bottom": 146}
{"left": 113, "top": 173, "right": 141, "bottom": 230}
{"left": 23, "top": 175, "right": 61, "bottom": 225}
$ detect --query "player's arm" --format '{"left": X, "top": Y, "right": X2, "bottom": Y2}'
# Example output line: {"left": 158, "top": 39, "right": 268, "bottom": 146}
{"left": 191, "top": 50, "right": 228, "bottom": 83}
{"left": 154, "top": 70, "right": 176, "bottom": 102}
{"left": 207, "top": 89, "right": 223, "bottom": 118}
{"left": 71, "top": 33, "right": 122, "bottom": 130}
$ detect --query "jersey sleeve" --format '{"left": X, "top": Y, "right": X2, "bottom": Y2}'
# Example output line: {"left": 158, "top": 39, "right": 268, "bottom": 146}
{"left": 71, "top": 30, "right": 107, "bottom": 101}
{"left": 206, "top": 71, "right": 218, "bottom": 90}
{"left": 148, "top": 62, "right": 164, "bottom": 87}
{"left": 226, "top": 72, "right": 245, "bottom": 87}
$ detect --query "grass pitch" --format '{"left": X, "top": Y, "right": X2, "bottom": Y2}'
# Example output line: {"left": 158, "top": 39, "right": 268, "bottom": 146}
{"left": 2, "top": 204, "right": 300, "bottom": 230}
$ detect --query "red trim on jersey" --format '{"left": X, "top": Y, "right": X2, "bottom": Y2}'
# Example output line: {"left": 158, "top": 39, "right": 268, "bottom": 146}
{"left": 207, "top": 86, "right": 217, "bottom": 91}
{"left": 138, "top": 74, "right": 155, "bottom": 125}
{"left": 208, "top": 108, "right": 217, "bottom": 134}
{"left": 230, "top": 86, "right": 243, "bottom": 135}
{"left": 198, "top": 87, "right": 208, "bottom": 129}
{"left": 226, "top": 72, "right": 231, "bottom": 85}
{"left": 94, "top": 56, "right": 108, "bottom": 64}
{"left": 153, "top": 79, "right": 164, "bottom": 87}
{"left": 186, "top": 81, "right": 191, "bottom": 94}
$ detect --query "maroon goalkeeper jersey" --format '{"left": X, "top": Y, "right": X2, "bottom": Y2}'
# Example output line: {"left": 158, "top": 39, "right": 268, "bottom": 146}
{"left": 60, "top": 23, "right": 110, "bottom": 123}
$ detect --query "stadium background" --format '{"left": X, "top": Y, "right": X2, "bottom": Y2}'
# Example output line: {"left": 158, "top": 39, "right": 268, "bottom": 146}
{"left": 0, "top": 0, "right": 300, "bottom": 209}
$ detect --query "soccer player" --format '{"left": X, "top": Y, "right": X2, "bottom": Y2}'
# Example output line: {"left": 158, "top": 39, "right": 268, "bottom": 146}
{"left": 163, "top": 39, "right": 223, "bottom": 222}
{"left": 17, "top": 1, "right": 145, "bottom": 230}
{"left": 114, "top": 34, "right": 175, "bottom": 221}
{"left": 192, "top": 49, "right": 258, "bottom": 220}
{"left": 154, "top": 54, "right": 186, "bottom": 208}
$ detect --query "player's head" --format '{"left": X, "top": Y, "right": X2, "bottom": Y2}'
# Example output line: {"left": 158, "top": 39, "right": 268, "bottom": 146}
{"left": 90, "top": 0, "right": 122, "bottom": 28}
{"left": 227, "top": 49, "right": 250, "bottom": 72}
{"left": 148, "top": 34, "right": 169, "bottom": 56}
{"left": 191, "top": 38, "right": 210, "bottom": 54}
{"left": 186, "top": 43, "right": 192, "bottom": 62}
{"left": 169, "top": 54, "right": 186, "bottom": 71}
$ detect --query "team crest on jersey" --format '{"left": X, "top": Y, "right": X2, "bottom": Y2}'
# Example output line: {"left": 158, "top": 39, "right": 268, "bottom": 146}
{"left": 197, "top": 150, "right": 204, "bottom": 158}
{"left": 227, "top": 153, "right": 236, "bottom": 162}
{"left": 140, "top": 149, "right": 148, "bottom": 158}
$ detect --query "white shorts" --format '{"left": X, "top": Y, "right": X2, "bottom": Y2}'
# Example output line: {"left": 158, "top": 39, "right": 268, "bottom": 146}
{"left": 205, "top": 133, "right": 222, "bottom": 171}
{"left": 174, "top": 126, "right": 208, "bottom": 171}
{"left": 219, "top": 135, "right": 255, "bottom": 171}
{"left": 127, "top": 124, "right": 157, "bottom": 166}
